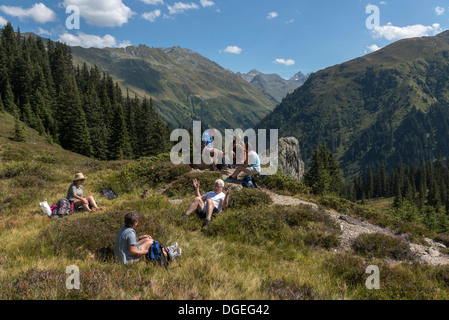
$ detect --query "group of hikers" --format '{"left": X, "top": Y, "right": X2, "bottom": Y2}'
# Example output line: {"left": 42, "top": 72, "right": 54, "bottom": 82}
{"left": 63, "top": 129, "right": 262, "bottom": 265}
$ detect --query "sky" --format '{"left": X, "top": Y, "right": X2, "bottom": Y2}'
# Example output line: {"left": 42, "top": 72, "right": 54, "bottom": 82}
{"left": 0, "top": 0, "right": 448, "bottom": 79}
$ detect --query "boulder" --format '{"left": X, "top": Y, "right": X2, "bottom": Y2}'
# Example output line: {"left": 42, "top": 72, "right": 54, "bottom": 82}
{"left": 276, "top": 137, "right": 305, "bottom": 181}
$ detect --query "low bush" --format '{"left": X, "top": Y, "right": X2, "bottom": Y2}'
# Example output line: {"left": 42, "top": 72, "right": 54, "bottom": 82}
{"left": 351, "top": 233, "right": 414, "bottom": 261}
{"left": 227, "top": 188, "right": 273, "bottom": 209}
{"left": 103, "top": 155, "right": 191, "bottom": 194}
{"left": 0, "top": 267, "right": 153, "bottom": 300}
{"left": 0, "top": 160, "right": 54, "bottom": 181}
{"left": 206, "top": 205, "right": 340, "bottom": 250}
{"left": 163, "top": 171, "right": 221, "bottom": 198}
{"left": 39, "top": 210, "right": 160, "bottom": 259}
{"left": 264, "top": 278, "right": 321, "bottom": 300}
{"left": 260, "top": 172, "right": 310, "bottom": 195}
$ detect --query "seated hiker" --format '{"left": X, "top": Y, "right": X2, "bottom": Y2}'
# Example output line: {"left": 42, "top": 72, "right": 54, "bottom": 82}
{"left": 114, "top": 211, "right": 181, "bottom": 265}
{"left": 202, "top": 128, "right": 224, "bottom": 171}
{"left": 228, "top": 134, "right": 247, "bottom": 168}
{"left": 184, "top": 178, "right": 231, "bottom": 229}
{"left": 67, "top": 172, "right": 105, "bottom": 212}
{"left": 225, "top": 143, "right": 260, "bottom": 181}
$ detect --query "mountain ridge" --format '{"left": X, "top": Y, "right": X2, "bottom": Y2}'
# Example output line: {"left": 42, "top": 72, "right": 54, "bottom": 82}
{"left": 236, "top": 69, "right": 309, "bottom": 103}
{"left": 70, "top": 44, "right": 276, "bottom": 131}
{"left": 256, "top": 31, "right": 449, "bottom": 177}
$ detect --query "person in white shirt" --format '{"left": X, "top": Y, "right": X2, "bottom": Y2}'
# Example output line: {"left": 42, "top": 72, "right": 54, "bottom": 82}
{"left": 184, "top": 178, "right": 231, "bottom": 229}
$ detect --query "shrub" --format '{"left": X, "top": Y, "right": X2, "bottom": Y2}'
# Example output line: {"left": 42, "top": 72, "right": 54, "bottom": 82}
{"left": 163, "top": 171, "right": 221, "bottom": 198}
{"left": 264, "top": 279, "right": 321, "bottom": 300}
{"left": 206, "top": 205, "right": 340, "bottom": 250}
{"left": 228, "top": 188, "right": 273, "bottom": 209}
{"left": 351, "top": 233, "right": 414, "bottom": 261}
{"left": 434, "top": 234, "right": 449, "bottom": 247}
{"left": 0, "top": 160, "right": 53, "bottom": 181}
{"left": 103, "top": 157, "right": 191, "bottom": 194}
{"left": 39, "top": 210, "right": 160, "bottom": 259}
{"left": 261, "top": 172, "right": 310, "bottom": 195}
{"left": 324, "top": 252, "right": 367, "bottom": 288}
{"left": 0, "top": 267, "right": 153, "bottom": 300}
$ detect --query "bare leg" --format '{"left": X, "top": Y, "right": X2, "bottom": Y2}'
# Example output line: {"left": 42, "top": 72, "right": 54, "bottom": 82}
{"left": 205, "top": 199, "right": 215, "bottom": 220}
{"left": 231, "top": 165, "right": 245, "bottom": 179}
{"left": 186, "top": 196, "right": 204, "bottom": 215}
{"left": 73, "top": 198, "right": 91, "bottom": 212}
{"left": 86, "top": 196, "right": 105, "bottom": 211}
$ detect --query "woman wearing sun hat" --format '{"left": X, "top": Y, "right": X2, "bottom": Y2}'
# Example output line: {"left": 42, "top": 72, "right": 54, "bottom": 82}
{"left": 67, "top": 172, "right": 105, "bottom": 212}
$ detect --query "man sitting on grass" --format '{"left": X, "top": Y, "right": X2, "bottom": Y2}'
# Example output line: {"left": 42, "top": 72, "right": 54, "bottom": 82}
{"left": 114, "top": 211, "right": 181, "bottom": 264}
{"left": 184, "top": 179, "right": 231, "bottom": 230}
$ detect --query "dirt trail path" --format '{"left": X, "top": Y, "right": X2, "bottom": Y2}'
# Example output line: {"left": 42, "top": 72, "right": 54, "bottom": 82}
{"left": 260, "top": 187, "right": 449, "bottom": 265}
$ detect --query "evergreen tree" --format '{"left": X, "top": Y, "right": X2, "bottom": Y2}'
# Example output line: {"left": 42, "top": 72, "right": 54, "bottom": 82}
{"left": 305, "top": 143, "right": 343, "bottom": 195}
{"left": 12, "top": 112, "right": 26, "bottom": 142}
{"left": 108, "top": 103, "right": 132, "bottom": 160}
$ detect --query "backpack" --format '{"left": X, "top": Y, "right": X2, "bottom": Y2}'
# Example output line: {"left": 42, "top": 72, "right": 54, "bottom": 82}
{"left": 241, "top": 175, "right": 255, "bottom": 188}
{"left": 100, "top": 188, "right": 118, "bottom": 200}
{"left": 145, "top": 241, "right": 170, "bottom": 269}
{"left": 53, "top": 198, "right": 74, "bottom": 216}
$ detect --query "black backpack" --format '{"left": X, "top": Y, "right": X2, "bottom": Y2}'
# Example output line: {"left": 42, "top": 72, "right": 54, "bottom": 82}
{"left": 100, "top": 188, "right": 118, "bottom": 200}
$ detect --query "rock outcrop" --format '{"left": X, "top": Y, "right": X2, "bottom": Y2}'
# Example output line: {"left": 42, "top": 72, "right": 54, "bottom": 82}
{"left": 277, "top": 137, "right": 305, "bottom": 181}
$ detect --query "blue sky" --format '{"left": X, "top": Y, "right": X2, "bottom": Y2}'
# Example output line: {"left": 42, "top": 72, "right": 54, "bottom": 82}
{"left": 0, "top": 0, "right": 448, "bottom": 79}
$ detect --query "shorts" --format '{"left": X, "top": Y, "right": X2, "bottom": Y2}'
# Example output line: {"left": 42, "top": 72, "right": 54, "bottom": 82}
{"left": 244, "top": 167, "right": 260, "bottom": 176}
{"left": 199, "top": 205, "right": 220, "bottom": 219}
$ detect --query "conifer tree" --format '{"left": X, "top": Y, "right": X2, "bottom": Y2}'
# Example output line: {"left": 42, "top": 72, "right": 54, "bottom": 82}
{"left": 12, "top": 112, "right": 26, "bottom": 142}
{"left": 305, "top": 143, "right": 343, "bottom": 195}
{"left": 108, "top": 103, "right": 132, "bottom": 160}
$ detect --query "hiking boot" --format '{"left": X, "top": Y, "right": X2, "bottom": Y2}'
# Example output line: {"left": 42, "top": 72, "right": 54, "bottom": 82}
{"left": 169, "top": 248, "right": 182, "bottom": 261}
{"left": 202, "top": 219, "right": 211, "bottom": 230}
{"left": 167, "top": 242, "right": 178, "bottom": 253}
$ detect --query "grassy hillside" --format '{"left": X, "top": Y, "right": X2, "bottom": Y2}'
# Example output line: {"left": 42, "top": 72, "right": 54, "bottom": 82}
{"left": 2, "top": 111, "right": 449, "bottom": 300}
{"left": 257, "top": 31, "right": 449, "bottom": 177}
{"left": 71, "top": 45, "right": 276, "bottom": 130}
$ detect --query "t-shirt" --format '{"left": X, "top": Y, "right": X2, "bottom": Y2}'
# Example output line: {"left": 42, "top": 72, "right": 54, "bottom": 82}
{"left": 202, "top": 130, "right": 213, "bottom": 148}
{"left": 248, "top": 151, "right": 261, "bottom": 171}
{"left": 66, "top": 183, "right": 83, "bottom": 202}
{"left": 203, "top": 191, "right": 226, "bottom": 212}
{"left": 114, "top": 227, "right": 138, "bottom": 264}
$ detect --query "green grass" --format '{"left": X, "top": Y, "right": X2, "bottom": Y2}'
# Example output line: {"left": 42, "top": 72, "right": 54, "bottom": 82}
{"left": 1, "top": 112, "right": 449, "bottom": 300}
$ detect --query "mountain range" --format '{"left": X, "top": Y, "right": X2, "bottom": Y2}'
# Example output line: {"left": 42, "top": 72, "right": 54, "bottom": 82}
{"left": 236, "top": 69, "right": 309, "bottom": 103}
{"left": 70, "top": 45, "right": 276, "bottom": 130}
{"left": 257, "top": 30, "right": 449, "bottom": 177}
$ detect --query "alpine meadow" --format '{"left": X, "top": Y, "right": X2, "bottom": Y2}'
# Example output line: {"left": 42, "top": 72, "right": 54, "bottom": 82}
{"left": 2, "top": 0, "right": 449, "bottom": 307}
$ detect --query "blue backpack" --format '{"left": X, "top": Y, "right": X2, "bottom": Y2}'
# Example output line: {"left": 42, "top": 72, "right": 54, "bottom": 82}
{"left": 145, "top": 241, "right": 169, "bottom": 269}
{"left": 241, "top": 175, "right": 255, "bottom": 188}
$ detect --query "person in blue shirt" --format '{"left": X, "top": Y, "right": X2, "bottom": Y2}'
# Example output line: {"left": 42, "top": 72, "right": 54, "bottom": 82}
{"left": 202, "top": 128, "right": 224, "bottom": 171}
{"left": 114, "top": 211, "right": 181, "bottom": 264}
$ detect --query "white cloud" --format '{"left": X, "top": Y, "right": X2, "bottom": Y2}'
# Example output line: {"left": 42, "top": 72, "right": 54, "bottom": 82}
{"left": 37, "top": 27, "right": 52, "bottom": 36}
{"left": 367, "top": 44, "right": 382, "bottom": 52}
{"left": 0, "top": 3, "right": 57, "bottom": 24}
{"left": 286, "top": 19, "right": 294, "bottom": 24}
{"left": 371, "top": 22, "right": 443, "bottom": 41}
{"left": 223, "top": 46, "right": 242, "bottom": 54}
{"left": 267, "top": 12, "right": 278, "bottom": 20}
{"left": 141, "top": 0, "right": 164, "bottom": 5}
{"left": 200, "top": 0, "right": 215, "bottom": 8}
{"left": 435, "top": 6, "right": 445, "bottom": 16}
{"left": 62, "top": 0, "right": 134, "bottom": 27}
{"left": 119, "top": 40, "right": 132, "bottom": 48}
{"left": 379, "top": 1, "right": 387, "bottom": 5}
{"left": 58, "top": 32, "right": 121, "bottom": 48}
{"left": 274, "top": 58, "right": 295, "bottom": 66}
{"left": 167, "top": 2, "right": 199, "bottom": 15}
{"left": 0, "top": 16, "right": 7, "bottom": 26}
{"left": 142, "top": 10, "right": 161, "bottom": 22}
